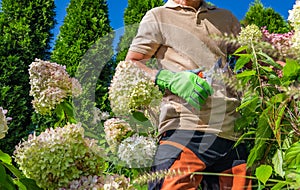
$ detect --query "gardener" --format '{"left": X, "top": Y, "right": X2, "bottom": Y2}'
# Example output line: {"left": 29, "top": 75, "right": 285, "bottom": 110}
{"left": 125, "top": 0, "right": 252, "bottom": 189}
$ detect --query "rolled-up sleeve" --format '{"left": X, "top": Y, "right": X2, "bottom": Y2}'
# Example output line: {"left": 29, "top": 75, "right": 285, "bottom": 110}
{"left": 129, "top": 10, "right": 163, "bottom": 56}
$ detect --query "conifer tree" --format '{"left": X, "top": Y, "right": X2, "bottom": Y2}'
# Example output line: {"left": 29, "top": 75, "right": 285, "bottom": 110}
{"left": 51, "top": 0, "right": 113, "bottom": 77}
{"left": 241, "top": 0, "right": 291, "bottom": 33}
{"left": 115, "top": 0, "right": 165, "bottom": 63}
{"left": 0, "top": 0, "right": 56, "bottom": 154}
{"left": 50, "top": 0, "right": 114, "bottom": 135}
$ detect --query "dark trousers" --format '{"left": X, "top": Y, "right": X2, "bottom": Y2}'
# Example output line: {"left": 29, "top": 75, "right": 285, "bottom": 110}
{"left": 148, "top": 130, "right": 252, "bottom": 190}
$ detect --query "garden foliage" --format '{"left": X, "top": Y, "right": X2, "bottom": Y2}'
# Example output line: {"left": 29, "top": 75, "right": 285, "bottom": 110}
{"left": 0, "top": 108, "right": 41, "bottom": 189}
{"left": 36, "top": 0, "right": 115, "bottom": 135}
{"left": 0, "top": 0, "right": 299, "bottom": 189}
{"left": 0, "top": 0, "right": 56, "bottom": 155}
{"left": 241, "top": 0, "right": 291, "bottom": 34}
{"left": 232, "top": 14, "right": 300, "bottom": 188}
{"left": 13, "top": 123, "right": 107, "bottom": 189}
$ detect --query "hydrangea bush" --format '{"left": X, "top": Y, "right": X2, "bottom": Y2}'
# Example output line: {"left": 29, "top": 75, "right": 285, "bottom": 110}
{"left": 117, "top": 134, "right": 157, "bottom": 168}
{"left": 29, "top": 58, "right": 82, "bottom": 115}
{"left": 232, "top": 1, "right": 300, "bottom": 188}
{"left": 0, "top": 107, "right": 11, "bottom": 139}
{"left": 261, "top": 26, "right": 294, "bottom": 57}
{"left": 108, "top": 60, "right": 162, "bottom": 116}
{"left": 103, "top": 118, "right": 133, "bottom": 152}
{"left": 237, "top": 23, "right": 298, "bottom": 61}
{"left": 13, "top": 123, "right": 106, "bottom": 189}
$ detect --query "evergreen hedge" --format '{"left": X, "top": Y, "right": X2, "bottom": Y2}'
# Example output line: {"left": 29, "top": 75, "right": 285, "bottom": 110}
{"left": 0, "top": 0, "right": 55, "bottom": 155}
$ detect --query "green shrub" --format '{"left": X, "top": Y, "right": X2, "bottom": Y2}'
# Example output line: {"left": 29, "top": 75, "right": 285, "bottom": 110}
{"left": 241, "top": 0, "right": 291, "bottom": 34}
{"left": 0, "top": 0, "right": 55, "bottom": 155}
{"left": 14, "top": 123, "right": 107, "bottom": 189}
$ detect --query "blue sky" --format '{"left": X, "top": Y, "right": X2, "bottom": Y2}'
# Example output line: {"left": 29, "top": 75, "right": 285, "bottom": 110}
{"left": 0, "top": 0, "right": 296, "bottom": 35}
{"left": 0, "top": 0, "right": 296, "bottom": 45}
{"left": 54, "top": 0, "right": 295, "bottom": 31}
{"left": 51, "top": 0, "right": 296, "bottom": 50}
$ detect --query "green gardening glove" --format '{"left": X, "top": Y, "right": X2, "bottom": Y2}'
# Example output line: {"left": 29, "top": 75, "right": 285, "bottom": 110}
{"left": 155, "top": 70, "right": 213, "bottom": 109}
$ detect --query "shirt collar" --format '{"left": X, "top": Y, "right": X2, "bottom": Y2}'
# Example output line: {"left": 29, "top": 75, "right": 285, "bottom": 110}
{"left": 164, "top": 0, "right": 216, "bottom": 11}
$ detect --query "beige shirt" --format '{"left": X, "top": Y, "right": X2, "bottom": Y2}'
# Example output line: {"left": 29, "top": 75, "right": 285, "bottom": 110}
{"left": 129, "top": 0, "right": 242, "bottom": 141}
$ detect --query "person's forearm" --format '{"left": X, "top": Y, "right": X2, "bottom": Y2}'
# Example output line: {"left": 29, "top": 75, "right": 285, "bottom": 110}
{"left": 132, "top": 60, "right": 159, "bottom": 82}
{"left": 125, "top": 51, "right": 158, "bottom": 82}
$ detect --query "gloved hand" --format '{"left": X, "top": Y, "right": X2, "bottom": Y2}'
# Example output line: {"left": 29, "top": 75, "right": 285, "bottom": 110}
{"left": 155, "top": 70, "right": 213, "bottom": 109}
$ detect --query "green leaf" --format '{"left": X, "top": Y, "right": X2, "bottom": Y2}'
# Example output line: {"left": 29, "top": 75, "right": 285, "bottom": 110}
{"left": 247, "top": 144, "right": 263, "bottom": 167}
{"left": 238, "top": 95, "right": 259, "bottom": 110}
{"left": 0, "top": 150, "right": 12, "bottom": 164}
{"left": 234, "top": 131, "right": 255, "bottom": 145}
{"left": 260, "top": 66, "right": 273, "bottom": 72}
{"left": 271, "top": 182, "right": 287, "bottom": 190}
{"left": 2, "top": 163, "right": 24, "bottom": 179}
{"left": 255, "top": 165, "right": 273, "bottom": 185}
{"left": 272, "top": 149, "right": 285, "bottom": 177}
{"left": 247, "top": 107, "right": 273, "bottom": 166}
{"left": 284, "top": 141, "right": 300, "bottom": 167}
{"left": 282, "top": 136, "right": 292, "bottom": 149}
{"left": 0, "top": 163, "right": 7, "bottom": 184}
{"left": 233, "top": 45, "right": 249, "bottom": 54}
{"left": 0, "top": 164, "right": 15, "bottom": 190}
{"left": 257, "top": 52, "right": 282, "bottom": 69}
{"left": 270, "top": 94, "right": 285, "bottom": 104}
{"left": 54, "top": 103, "right": 65, "bottom": 122}
{"left": 283, "top": 59, "right": 300, "bottom": 80}
{"left": 61, "top": 101, "right": 75, "bottom": 119}
{"left": 274, "top": 102, "right": 286, "bottom": 145}
{"left": 132, "top": 111, "right": 149, "bottom": 122}
{"left": 236, "top": 70, "right": 256, "bottom": 78}
{"left": 257, "top": 180, "right": 265, "bottom": 190}
{"left": 19, "top": 178, "right": 42, "bottom": 190}
{"left": 14, "top": 181, "right": 26, "bottom": 190}
{"left": 234, "top": 55, "right": 251, "bottom": 71}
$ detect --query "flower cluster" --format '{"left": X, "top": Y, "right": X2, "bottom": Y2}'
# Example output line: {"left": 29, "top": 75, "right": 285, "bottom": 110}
{"left": 103, "top": 118, "right": 133, "bottom": 152}
{"left": 13, "top": 123, "right": 106, "bottom": 190}
{"left": 261, "top": 27, "right": 294, "bottom": 57}
{"left": 238, "top": 23, "right": 299, "bottom": 60}
{"left": 117, "top": 134, "right": 157, "bottom": 168}
{"left": 289, "top": 0, "right": 300, "bottom": 56}
{"left": 288, "top": 0, "right": 300, "bottom": 28}
{"left": 103, "top": 174, "right": 135, "bottom": 190}
{"left": 109, "top": 60, "right": 162, "bottom": 116}
{"left": 0, "top": 107, "right": 11, "bottom": 139}
{"left": 59, "top": 175, "right": 103, "bottom": 190}
{"left": 29, "top": 58, "right": 82, "bottom": 115}
{"left": 238, "top": 24, "right": 262, "bottom": 45}
{"left": 59, "top": 174, "right": 134, "bottom": 190}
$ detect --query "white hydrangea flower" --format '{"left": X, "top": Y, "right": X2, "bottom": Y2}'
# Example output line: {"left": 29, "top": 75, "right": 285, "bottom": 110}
{"left": 117, "top": 134, "right": 157, "bottom": 168}
{"left": 291, "top": 30, "right": 300, "bottom": 55}
{"left": 103, "top": 174, "right": 134, "bottom": 190}
{"left": 109, "top": 60, "right": 162, "bottom": 116}
{"left": 238, "top": 24, "right": 262, "bottom": 45}
{"left": 103, "top": 118, "right": 133, "bottom": 152}
{"left": 288, "top": 1, "right": 300, "bottom": 55}
{"left": 288, "top": 0, "right": 300, "bottom": 28}
{"left": 29, "top": 58, "right": 82, "bottom": 115}
{"left": 0, "top": 107, "right": 11, "bottom": 139}
{"left": 13, "top": 123, "right": 106, "bottom": 189}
